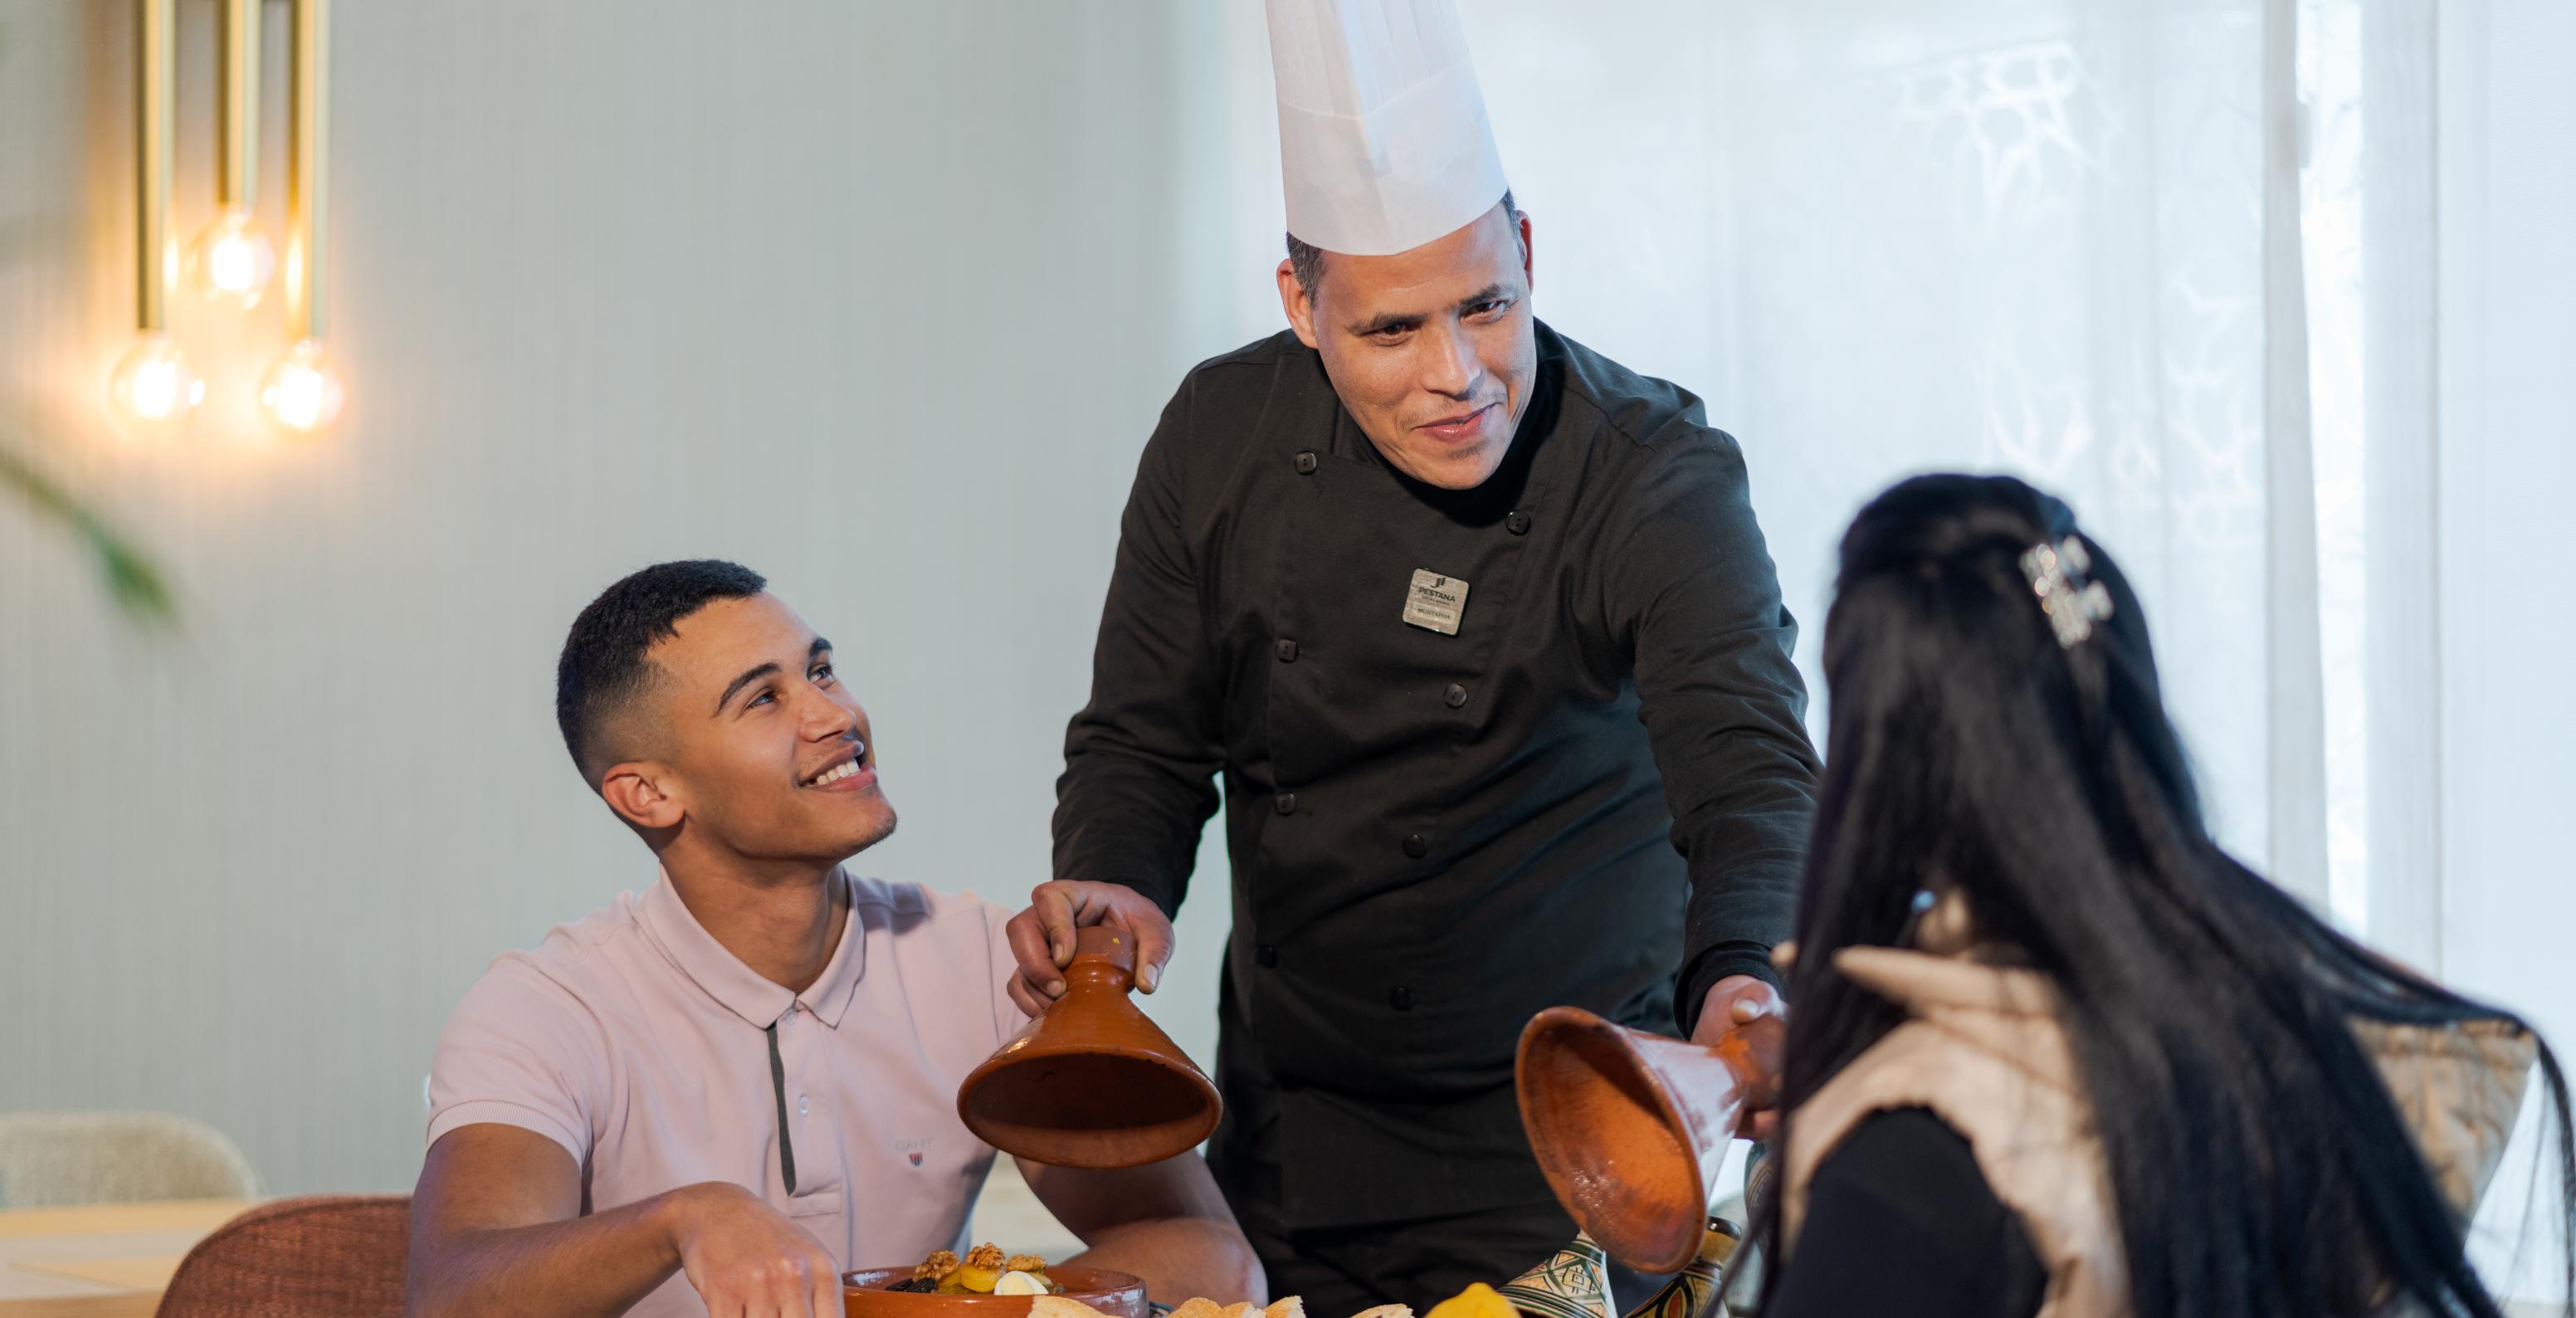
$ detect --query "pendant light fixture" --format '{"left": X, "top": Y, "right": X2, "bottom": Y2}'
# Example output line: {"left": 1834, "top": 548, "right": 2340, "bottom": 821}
{"left": 183, "top": 0, "right": 278, "bottom": 310}
{"left": 108, "top": 0, "right": 202, "bottom": 427}
{"left": 259, "top": 0, "right": 344, "bottom": 438}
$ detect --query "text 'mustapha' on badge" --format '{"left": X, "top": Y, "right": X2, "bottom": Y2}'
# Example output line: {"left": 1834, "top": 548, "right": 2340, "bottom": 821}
{"left": 1403, "top": 569, "right": 1471, "bottom": 635}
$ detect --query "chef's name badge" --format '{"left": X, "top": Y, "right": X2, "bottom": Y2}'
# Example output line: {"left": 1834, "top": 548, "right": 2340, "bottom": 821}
{"left": 1403, "top": 569, "right": 1471, "bottom": 636}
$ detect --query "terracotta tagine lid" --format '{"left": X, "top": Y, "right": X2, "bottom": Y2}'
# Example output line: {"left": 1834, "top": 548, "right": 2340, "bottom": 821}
{"left": 842, "top": 1267, "right": 1148, "bottom": 1318}
{"left": 956, "top": 926, "right": 1222, "bottom": 1169}
{"left": 1515, "top": 1005, "right": 1784, "bottom": 1274}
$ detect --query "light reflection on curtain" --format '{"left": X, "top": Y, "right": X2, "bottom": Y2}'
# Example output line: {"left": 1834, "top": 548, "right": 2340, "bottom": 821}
{"left": 2301, "top": 0, "right": 2373, "bottom": 933}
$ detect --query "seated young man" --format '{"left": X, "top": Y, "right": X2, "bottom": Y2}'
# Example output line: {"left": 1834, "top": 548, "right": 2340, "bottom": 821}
{"left": 409, "top": 560, "right": 1264, "bottom": 1318}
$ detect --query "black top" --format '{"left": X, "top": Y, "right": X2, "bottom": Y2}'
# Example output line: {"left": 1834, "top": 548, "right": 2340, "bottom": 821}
{"left": 1053, "top": 324, "right": 1818, "bottom": 1226}
{"left": 1767, "top": 1108, "right": 2048, "bottom": 1318}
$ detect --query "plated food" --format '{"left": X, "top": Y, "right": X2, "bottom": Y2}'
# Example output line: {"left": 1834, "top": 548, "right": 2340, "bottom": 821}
{"left": 856, "top": 1258, "right": 1539, "bottom": 1318}
{"left": 1164, "top": 1297, "right": 1306, "bottom": 1318}
{"left": 890, "top": 1244, "right": 1065, "bottom": 1296}
{"left": 842, "top": 1249, "right": 1147, "bottom": 1318}
{"left": 1141, "top": 1286, "right": 1482, "bottom": 1318}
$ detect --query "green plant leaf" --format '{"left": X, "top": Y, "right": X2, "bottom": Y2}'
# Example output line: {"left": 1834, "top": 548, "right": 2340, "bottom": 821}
{"left": 0, "top": 439, "right": 179, "bottom": 627}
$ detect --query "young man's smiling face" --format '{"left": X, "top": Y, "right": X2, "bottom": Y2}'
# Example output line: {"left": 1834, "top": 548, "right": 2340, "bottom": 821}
{"left": 600, "top": 593, "right": 895, "bottom": 869}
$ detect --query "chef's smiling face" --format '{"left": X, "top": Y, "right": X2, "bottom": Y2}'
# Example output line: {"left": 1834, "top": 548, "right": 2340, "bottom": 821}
{"left": 599, "top": 593, "right": 896, "bottom": 867}
{"left": 1279, "top": 200, "right": 1537, "bottom": 491}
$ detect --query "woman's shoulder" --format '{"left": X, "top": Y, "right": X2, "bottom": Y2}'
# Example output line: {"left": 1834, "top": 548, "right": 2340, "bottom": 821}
{"left": 1771, "top": 1107, "right": 2047, "bottom": 1318}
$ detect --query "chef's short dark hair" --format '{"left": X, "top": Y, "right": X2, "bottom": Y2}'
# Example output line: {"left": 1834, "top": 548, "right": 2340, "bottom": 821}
{"left": 556, "top": 559, "right": 768, "bottom": 786}
{"left": 1287, "top": 188, "right": 1521, "bottom": 298}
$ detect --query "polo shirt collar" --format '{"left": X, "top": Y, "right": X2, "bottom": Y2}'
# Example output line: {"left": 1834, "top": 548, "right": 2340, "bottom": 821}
{"left": 639, "top": 866, "right": 869, "bottom": 1031}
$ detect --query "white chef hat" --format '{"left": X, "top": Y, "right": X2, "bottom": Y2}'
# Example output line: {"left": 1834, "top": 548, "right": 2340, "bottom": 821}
{"left": 1266, "top": 0, "right": 1510, "bottom": 257}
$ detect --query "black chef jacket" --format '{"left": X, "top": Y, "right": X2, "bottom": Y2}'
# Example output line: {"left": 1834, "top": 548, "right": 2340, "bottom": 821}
{"left": 1052, "top": 322, "right": 1818, "bottom": 1228}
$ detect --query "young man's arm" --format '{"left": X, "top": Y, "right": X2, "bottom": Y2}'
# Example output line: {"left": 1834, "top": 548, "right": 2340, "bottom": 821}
{"left": 408, "top": 1122, "right": 842, "bottom": 1318}
{"left": 1020, "top": 1153, "right": 1266, "bottom": 1306}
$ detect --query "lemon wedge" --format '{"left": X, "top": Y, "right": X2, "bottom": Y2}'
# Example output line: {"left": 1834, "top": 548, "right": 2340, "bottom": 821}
{"left": 1423, "top": 1283, "right": 1515, "bottom": 1318}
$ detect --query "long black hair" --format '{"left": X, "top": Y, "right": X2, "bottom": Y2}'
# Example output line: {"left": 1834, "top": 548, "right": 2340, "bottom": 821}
{"left": 1758, "top": 474, "right": 2574, "bottom": 1316}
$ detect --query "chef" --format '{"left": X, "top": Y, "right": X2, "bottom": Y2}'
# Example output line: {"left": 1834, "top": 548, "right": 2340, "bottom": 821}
{"left": 1005, "top": 0, "right": 1820, "bottom": 1307}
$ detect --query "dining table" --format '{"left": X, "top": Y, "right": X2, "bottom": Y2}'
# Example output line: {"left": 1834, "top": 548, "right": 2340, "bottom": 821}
{"left": 0, "top": 1198, "right": 254, "bottom": 1317}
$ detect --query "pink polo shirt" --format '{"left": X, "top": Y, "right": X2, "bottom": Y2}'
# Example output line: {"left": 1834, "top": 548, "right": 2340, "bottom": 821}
{"left": 426, "top": 868, "right": 1027, "bottom": 1318}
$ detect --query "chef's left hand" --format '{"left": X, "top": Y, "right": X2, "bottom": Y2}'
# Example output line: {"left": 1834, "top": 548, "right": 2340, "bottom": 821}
{"left": 1694, "top": 974, "right": 1786, "bottom": 1141}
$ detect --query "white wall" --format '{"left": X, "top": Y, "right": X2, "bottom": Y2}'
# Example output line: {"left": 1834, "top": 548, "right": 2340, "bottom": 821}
{"left": 0, "top": 0, "right": 1250, "bottom": 1197}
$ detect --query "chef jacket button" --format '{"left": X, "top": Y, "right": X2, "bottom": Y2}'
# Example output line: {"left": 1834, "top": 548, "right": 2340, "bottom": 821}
{"left": 1294, "top": 451, "right": 1319, "bottom": 475}
{"left": 1443, "top": 683, "right": 1468, "bottom": 708}
{"left": 1256, "top": 944, "right": 1278, "bottom": 968}
{"left": 1506, "top": 510, "right": 1532, "bottom": 535}
{"left": 1390, "top": 986, "right": 1415, "bottom": 1011}
{"left": 1402, "top": 833, "right": 1428, "bottom": 859}
{"left": 1276, "top": 792, "right": 1298, "bottom": 816}
{"left": 1276, "top": 638, "right": 1299, "bottom": 662}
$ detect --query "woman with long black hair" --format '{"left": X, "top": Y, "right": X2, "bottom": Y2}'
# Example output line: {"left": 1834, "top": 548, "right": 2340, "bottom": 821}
{"left": 1757, "top": 474, "right": 2574, "bottom": 1317}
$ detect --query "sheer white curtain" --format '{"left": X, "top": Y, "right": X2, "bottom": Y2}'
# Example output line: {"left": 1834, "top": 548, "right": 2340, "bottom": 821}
{"left": 1470, "top": 0, "right": 2345, "bottom": 908}
{"left": 1431, "top": 0, "right": 2539, "bottom": 996}
{"left": 1188, "top": 0, "right": 2566, "bottom": 1298}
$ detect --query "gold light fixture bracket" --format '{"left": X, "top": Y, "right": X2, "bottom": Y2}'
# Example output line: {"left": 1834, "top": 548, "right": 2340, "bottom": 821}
{"left": 284, "top": 0, "right": 328, "bottom": 343}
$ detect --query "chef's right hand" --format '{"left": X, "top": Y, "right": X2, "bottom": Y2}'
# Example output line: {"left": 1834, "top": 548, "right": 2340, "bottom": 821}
{"left": 1005, "top": 880, "right": 1177, "bottom": 1018}
{"left": 667, "top": 1182, "right": 842, "bottom": 1318}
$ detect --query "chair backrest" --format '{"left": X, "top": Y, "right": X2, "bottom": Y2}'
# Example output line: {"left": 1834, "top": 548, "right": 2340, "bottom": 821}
{"left": 0, "top": 1111, "right": 260, "bottom": 1208}
{"left": 155, "top": 1194, "right": 408, "bottom": 1318}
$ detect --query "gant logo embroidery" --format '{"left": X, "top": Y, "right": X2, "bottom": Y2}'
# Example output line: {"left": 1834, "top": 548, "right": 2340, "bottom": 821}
{"left": 894, "top": 1136, "right": 933, "bottom": 1168}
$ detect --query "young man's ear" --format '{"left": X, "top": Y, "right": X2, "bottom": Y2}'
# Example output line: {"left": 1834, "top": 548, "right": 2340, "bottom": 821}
{"left": 600, "top": 763, "right": 684, "bottom": 832}
{"left": 1276, "top": 257, "right": 1321, "bottom": 350}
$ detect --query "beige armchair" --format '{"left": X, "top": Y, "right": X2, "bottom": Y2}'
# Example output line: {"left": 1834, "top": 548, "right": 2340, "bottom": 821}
{"left": 0, "top": 1111, "right": 259, "bottom": 1208}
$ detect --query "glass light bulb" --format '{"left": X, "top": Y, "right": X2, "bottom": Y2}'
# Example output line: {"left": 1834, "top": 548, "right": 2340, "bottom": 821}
{"left": 184, "top": 208, "right": 279, "bottom": 309}
{"left": 109, "top": 334, "right": 206, "bottom": 424}
{"left": 259, "top": 339, "right": 346, "bottom": 437}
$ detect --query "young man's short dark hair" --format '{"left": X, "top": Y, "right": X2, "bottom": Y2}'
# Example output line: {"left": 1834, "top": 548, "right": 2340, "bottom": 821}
{"left": 555, "top": 559, "right": 767, "bottom": 784}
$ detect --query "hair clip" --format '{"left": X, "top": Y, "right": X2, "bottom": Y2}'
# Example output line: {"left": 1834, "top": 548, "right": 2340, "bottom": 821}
{"left": 2019, "top": 536, "right": 2113, "bottom": 648}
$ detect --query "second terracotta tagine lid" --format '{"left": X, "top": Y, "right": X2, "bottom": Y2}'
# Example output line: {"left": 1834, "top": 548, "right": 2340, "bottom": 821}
{"left": 1514, "top": 1004, "right": 1783, "bottom": 1274}
{"left": 956, "top": 925, "right": 1222, "bottom": 1169}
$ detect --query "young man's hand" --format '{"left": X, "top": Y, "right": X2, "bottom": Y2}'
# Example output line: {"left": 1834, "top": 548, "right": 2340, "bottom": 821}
{"left": 666, "top": 1183, "right": 843, "bottom": 1318}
